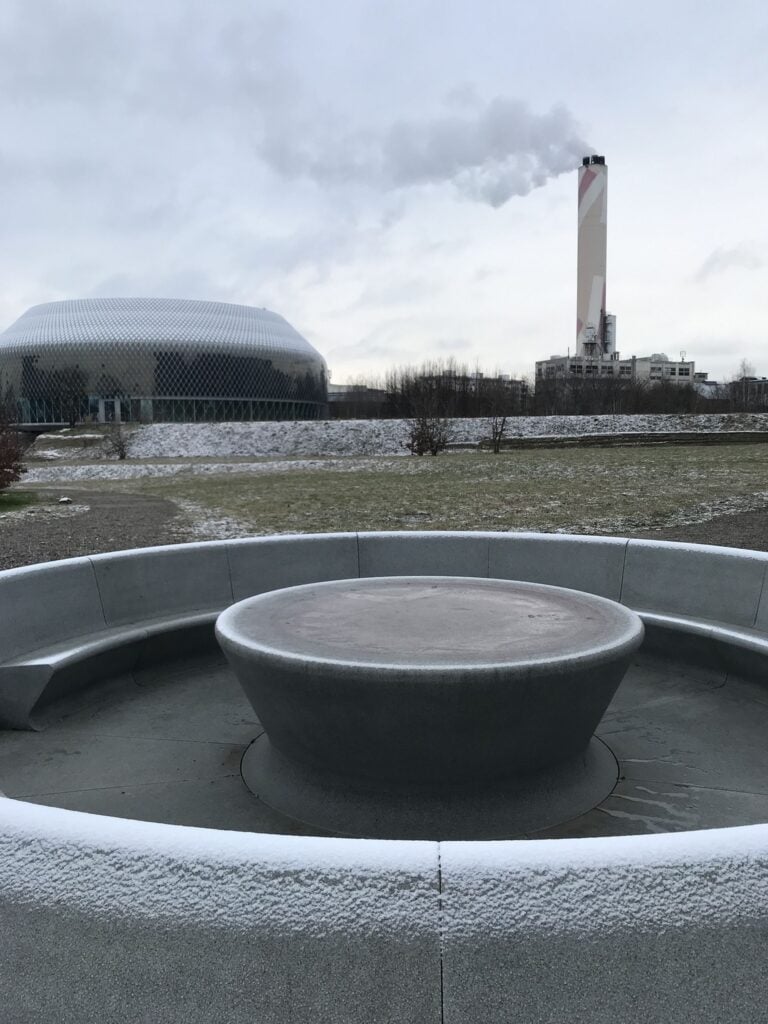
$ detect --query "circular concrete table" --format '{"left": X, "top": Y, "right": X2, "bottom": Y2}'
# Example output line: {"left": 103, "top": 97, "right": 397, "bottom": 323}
{"left": 216, "top": 576, "right": 644, "bottom": 839}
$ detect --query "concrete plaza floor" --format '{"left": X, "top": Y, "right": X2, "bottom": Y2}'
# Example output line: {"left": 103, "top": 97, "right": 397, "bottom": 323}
{"left": 2, "top": 649, "right": 767, "bottom": 839}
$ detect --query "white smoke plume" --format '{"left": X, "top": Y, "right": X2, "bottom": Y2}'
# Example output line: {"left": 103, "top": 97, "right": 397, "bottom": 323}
{"left": 259, "top": 96, "right": 589, "bottom": 207}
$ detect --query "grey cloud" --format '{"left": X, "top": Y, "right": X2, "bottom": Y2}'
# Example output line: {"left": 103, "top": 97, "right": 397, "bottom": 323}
{"left": 0, "top": 0, "right": 587, "bottom": 267}
{"left": 695, "top": 243, "right": 765, "bottom": 282}
{"left": 433, "top": 337, "right": 474, "bottom": 353}
{"left": 327, "top": 339, "right": 413, "bottom": 363}
{"left": 442, "top": 83, "right": 484, "bottom": 111}
{"left": 0, "top": 0, "right": 293, "bottom": 117}
{"left": 328, "top": 318, "right": 477, "bottom": 365}
{"left": 258, "top": 96, "right": 589, "bottom": 207}
{"left": 0, "top": 1, "right": 587, "bottom": 340}
{"left": 87, "top": 268, "right": 235, "bottom": 303}
{"left": 0, "top": 0, "right": 126, "bottom": 101}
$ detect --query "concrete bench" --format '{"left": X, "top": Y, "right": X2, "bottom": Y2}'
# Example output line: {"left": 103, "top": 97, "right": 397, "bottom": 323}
{"left": 0, "top": 545, "right": 231, "bottom": 729}
{"left": 0, "top": 611, "right": 219, "bottom": 729}
{"left": 2, "top": 531, "right": 768, "bottom": 1022}
{"left": 2, "top": 532, "right": 768, "bottom": 730}
{"left": 620, "top": 539, "right": 768, "bottom": 677}
{"left": 1, "top": 795, "right": 767, "bottom": 1023}
{"left": 0, "top": 535, "right": 358, "bottom": 729}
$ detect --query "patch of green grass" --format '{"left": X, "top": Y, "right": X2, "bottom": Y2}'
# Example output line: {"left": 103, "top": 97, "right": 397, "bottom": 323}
{"left": 119, "top": 443, "right": 768, "bottom": 536}
{"left": 0, "top": 489, "right": 39, "bottom": 511}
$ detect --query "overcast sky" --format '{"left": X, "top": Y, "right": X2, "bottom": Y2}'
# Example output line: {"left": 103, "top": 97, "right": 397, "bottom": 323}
{"left": 1, "top": 0, "right": 766, "bottom": 383}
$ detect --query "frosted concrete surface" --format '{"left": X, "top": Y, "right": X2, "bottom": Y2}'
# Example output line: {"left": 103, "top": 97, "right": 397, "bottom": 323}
{"left": 755, "top": 572, "right": 768, "bottom": 632}
{"left": 440, "top": 827, "right": 768, "bottom": 1023}
{"left": 0, "top": 799, "right": 441, "bottom": 1024}
{"left": 218, "top": 576, "right": 640, "bottom": 837}
{"left": 218, "top": 576, "right": 639, "bottom": 778}
{"left": 8, "top": 647, "right": 768, "bottom": 837}
{"left": 227, "top": 532, "right": 359, "bottom": 601}
{"left": 489, "top": 531, "right": 627, "bottom": 599}
{"left": 91, "top": 542, "right": 233, "bottom": 625}
{"left": 358, "top": 530, "right": 491, "bottom": 578}
{"left": 0, "top": 558, "right": 105, "bottom": 661}
{"left": 622, "top": 540, "right": 768, "bottom": 625}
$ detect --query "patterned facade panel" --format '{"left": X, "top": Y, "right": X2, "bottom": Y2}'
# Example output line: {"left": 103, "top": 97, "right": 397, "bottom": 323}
{"left": 0, "top": 298, "right": 328, "bottom": 423}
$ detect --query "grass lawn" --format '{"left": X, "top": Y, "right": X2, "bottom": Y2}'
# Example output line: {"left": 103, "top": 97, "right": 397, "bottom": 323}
{"left": 0, "top": 490, "right": 39, "bottom": 512}
{"left": 95, "top": 443, "right": 768, "bottom": 536}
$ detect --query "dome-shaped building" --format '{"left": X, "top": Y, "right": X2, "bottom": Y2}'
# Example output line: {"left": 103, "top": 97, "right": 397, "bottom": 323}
{"left": 0, "top": 298, "right": 328, "bottom": 425}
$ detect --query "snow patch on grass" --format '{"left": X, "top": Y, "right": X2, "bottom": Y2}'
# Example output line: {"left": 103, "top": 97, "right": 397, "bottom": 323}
{"left": 118, "top": 413, "right": 768, "bottom": 460}
{"left": 171, "top": 500, "right": 250, "bottom": 541}
{"left": 0, "top": 503, "right": 90, "bottom": 522}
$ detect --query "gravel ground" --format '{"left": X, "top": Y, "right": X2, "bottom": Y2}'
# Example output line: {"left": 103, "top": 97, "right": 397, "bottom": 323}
{"left": 634, "top": 509, "right": 768, "bottom": 551}
{"left": 1, "top": 486, "right": 767, "bottom": 570}
{"left": 0, "top": 490, "right": 182, "bottom": 570}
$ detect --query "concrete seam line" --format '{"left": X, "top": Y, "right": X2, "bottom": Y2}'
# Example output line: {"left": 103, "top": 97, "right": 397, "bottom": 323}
{"left": 355, "top": 532, "right": 361, "bottom": 578}
{"left": 87, "top": 556, "right": 109, "bottom": 627}
{"left": 752, "top": 560, "right": 768, "bottom": 628}
{"left": 618, "top": 537, "right": 630, "bottom": 604}
{"left": 437, "top": 842, "right": 445, "bottom": 1024}
{"left": 223, "top": 542, "right": 236, "bottom": 604}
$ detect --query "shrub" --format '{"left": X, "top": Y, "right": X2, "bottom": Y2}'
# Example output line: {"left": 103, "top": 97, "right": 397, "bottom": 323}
{"left": 0, "top": 411, "right": 26, "bottom": 491}
{"left": 405, "top": 415, "right": 453, "bottom": 456}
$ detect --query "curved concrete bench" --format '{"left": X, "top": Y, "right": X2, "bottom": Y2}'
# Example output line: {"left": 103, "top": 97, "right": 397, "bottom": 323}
{"left": 0, "top": 534, "right": 358, "bottom": 729}
{"left": 2, "top": 531, "right": 768, "bottom": 1022}
{"left": 2, "top": 531, "right": 767, "bottom": 729}
{"left": 2, "top": 797, "right": 767, "bottom": 1022}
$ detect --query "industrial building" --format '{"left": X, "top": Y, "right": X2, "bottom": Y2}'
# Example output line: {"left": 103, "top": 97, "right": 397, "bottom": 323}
{"left": 0, "top": 297, "right": 328, "bottom": 425}
{"left": 535, "top": 155, "right": 709, "bottom": 389}
{"left": 537, "top": 352, "right": 705, "bottom": 385}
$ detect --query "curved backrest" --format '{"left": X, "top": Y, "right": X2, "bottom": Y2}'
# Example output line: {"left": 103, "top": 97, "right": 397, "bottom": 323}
{"left": 489, "top": 532, "right": 627, "bottom": 599}
{"left": 4, "top": 533, "right": 768, "bottom": 659}
{"left": 0, "top": 559, "right": 106, "bottom": 661}
{"left": 90, "top": 542, "right": 234, "bottom": 625}
{"left": 227, "top": 533, "right": 358, "bottom": 600}
{"left": 621, "top": 539, "right": 768, "bottom": 625}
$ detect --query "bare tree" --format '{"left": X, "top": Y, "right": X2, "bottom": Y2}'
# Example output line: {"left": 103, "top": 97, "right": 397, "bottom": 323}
{"left": 732, "top": 358, "right": 757, "bottom": 412}
{"left": 484, "top": 413, "right": 508, "bottom": 453}
{"left": 103, "top": 423, "right": 129, "bottom": 460}
{"left": 480, "top": 376, "right": 521, "bottom": 452}
{"left": 405, "top": 413, "right": 453, "bottom": 456}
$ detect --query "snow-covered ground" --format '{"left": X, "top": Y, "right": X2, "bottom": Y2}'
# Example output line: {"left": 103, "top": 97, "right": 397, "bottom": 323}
{"left": 23, "top": 458, "right": 389, "bottom": 483}
{"left": 29, "top": 412, "right": 768, "bottom": 463}
{"left": 127, "top": 413, "right": 768, "bottom": 459}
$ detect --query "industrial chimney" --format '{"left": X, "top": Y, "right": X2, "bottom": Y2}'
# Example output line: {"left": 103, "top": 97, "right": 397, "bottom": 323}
{"left": 577, "top": 154, "right": 608, "bottom": 357}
